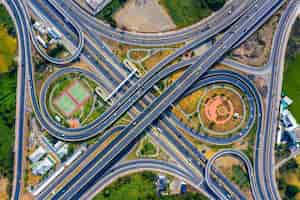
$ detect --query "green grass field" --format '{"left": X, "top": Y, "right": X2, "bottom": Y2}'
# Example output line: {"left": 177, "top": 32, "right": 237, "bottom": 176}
{"left": 283, "top": 53, "right": 300, "bottom": 122}
{"left": 48, "top": 74, "right": 106, "bottom": 126}
{"left": 282, "top": 18, "right": 300, "bottom": 122}
{"left": 230, "top": 165, "right": 250, "bottom": 189}
{"left": 0, "top": 5, "right": 17, "bottom": 195}
{"left": 94, "top": 172, "right": 157, "bottom": 200}
{"left": 93, "top": 172, "right": 208, "bottom": 200}
{"left": 140, "top": 139, "right": 157, "bottom": 156}
{"left": 0, "top": 70, "right": 16, "bottom": 183}
{"left": 0, "top": 5, "right": 17, "bottom": 73}
{"left": 96, "top": 0, "right": 127, "bottom": 27}
{"left": 277, "top": 159, "right": 300, "bottom": 199}
{"left": 0, "top": 5, "right": 15, "bottom": 35}
{"left": 53, "top": 80, "right": 91, "bottom": 117}
{"left": 159, "top": 0, "right": 225, "bottom": 28}
{"left": 0, "top": 26, "right": 17, "bottom": 73}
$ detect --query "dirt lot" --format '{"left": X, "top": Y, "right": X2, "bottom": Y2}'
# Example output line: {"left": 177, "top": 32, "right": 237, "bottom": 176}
{"left": 114, "top": 0, "right": 176, "bottom": 32}
{"left": 231, "top": 14, "right": 280, "bottom": 66}
{"left": 178, "top": 89, "right": 205, "bottom": 114}
{"left": 21, "top": 193, "right": 34, "bottom": 200}
{"left": 0, "top": 178, "right": 8, "bottom": 200}
{"left": 143, "top": 49, "right": 175, "bottom": 70}
{"left": 215, "top": 157, "right": 240, "bottom": 169}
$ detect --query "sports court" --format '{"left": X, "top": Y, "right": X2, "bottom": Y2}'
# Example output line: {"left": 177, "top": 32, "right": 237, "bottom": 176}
{"left": 68, "top": 81, "right": 90, "bottom": 105}
{"left": 54, "top": 80, "right": 91, "bottom": 117}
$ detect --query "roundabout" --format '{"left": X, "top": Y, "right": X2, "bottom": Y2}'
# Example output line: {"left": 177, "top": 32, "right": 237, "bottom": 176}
{"left": 198, "top": 85, "right": 248, "bottom": 135}
{"left": 203, "top": 94, "right": 235, "bottom": 125}
{"left": 7, "top": 0, "right": 290, "bottom": 199}
{"left": 171, "top": 70, "right": 260, "bottom": 145}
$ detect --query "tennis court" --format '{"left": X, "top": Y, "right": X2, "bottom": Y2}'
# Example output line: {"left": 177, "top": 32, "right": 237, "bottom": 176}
{"left": 54, "top": 93, "right": 77, "bottom": 116}
{"left": 53, "top": 80, "right": 92, "bottom": 117}
{"left": 68, "top": 81, "right": 90, "bottom": 104}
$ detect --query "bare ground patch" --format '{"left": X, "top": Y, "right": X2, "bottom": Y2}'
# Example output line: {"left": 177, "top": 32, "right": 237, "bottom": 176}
{"left": 114, "top": 0, "right": 176, "bottom": 32}
{"left": 231, "top": 13, "right": 280, "bottom": 66}
{"left": 0, "top": 178, "right": 8, "bottom": 200}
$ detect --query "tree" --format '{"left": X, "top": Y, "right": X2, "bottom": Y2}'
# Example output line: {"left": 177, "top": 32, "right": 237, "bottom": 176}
{"left": 279, "top": 159, "right": 298, "bottom": 174}
{"left": 285, "top": 185, "right": 299, "bottom": 198}
{"left": 277, "top": 178, "right": 287, "bottom": 191}
{"left": 205, "top": 0, "right": 225, "bottom": 11}
{"left": 103, "top": 189, "right": 110, "bottom": 197}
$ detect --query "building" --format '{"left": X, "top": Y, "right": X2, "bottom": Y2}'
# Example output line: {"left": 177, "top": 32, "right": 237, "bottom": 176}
{"left": 31, "top": 156, "right": 55, "bottom": 176}
{"left": 55, "top": 115, "right": 61, "bottom": 122}
{"left": 57, "top": 144, "right": 69, "bottom": 159}
{"left": 180, "top": 182, "right": 187, "bottom": 194}
{"left": 49, "top": 38, "right": 57, "bottom": 45}
{"left": 33, "top": 21, "right": 47, "bottom": 35}
{"left": 277, "top": 124, "right": 284, "bottom": 145}
{"left": 287, "top": 130, "right": 297, "bottom": 145}
{"left": 36, "top": 35, "right": 48, "bottom": 49}
{"left": 156, "top": 175, "right": 168, "bottom": 194}
{"left": 53, "top": 141, "right": 69, "bottom": 159}
{"left": 86, "top": 0, "right": 105, "bottom": 11}
{"left": 54, "top": 141, "right": 64, "bottom": 150}
{"left": 86, "top": 0, "right": 110, "bottom": 14}
{"left": 294, "top": 127, "right": 300, "bottom": 143}
{"left": 281, "top": 96, "right": 293, "bottom": 110}
{"left": 278, "top": 95, "right": 300, "bottom": 148}
{"left": 281, "top": 109, "right": 298, "bottom": 132}
{"left": 47, "top": 27, "right": 62, "bottom": 40}
{"left": 29, "top": 146, "right": 47, "bottom": 163}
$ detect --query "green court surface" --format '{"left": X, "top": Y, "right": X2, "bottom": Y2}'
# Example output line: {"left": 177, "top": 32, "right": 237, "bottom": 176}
{"left": 69, "top": 81, "right": 90, "bottom": 104}
{"left": 55, "top": 93, "right": 77, "bottom": 115}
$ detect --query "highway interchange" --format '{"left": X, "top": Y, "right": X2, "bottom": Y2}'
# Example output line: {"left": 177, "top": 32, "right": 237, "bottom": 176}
{"left": 4, "top": 0, "right": 300, "bottom": 199}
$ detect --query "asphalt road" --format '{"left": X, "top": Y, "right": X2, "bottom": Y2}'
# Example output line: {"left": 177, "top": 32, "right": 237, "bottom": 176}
{"left": 254, "top": 1, "right": 300, "bottom": 199}
{"left": 62, "top": 0, "right": 252, "bottom": 46}
{"left": 8, "top": 0, "right": 288, "bottom": 199}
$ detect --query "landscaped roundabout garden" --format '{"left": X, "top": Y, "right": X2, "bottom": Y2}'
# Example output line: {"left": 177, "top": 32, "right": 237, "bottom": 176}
{"left": 198, "top": 85, "right": 248, "bottom": 135}
{"left": 176, "top": 83, "right": 254, "bottom": 138}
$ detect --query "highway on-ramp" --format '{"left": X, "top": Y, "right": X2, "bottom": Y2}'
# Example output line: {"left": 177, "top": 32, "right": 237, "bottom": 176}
{"left": 8, "top": 0, "right": 289, "bottom": 199}
{"left": 49, "top": 1, "right": 286, "bottom": 198}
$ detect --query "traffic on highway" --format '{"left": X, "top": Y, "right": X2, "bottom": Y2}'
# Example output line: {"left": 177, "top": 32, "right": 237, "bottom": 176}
{"left": 2, "top": 0, "right": 299, "bottom": 199}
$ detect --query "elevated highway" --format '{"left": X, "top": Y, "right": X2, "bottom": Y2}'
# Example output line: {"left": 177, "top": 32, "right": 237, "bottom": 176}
{"left": 255, "top": 1, "right": 300, "bottom": 199}
{"left": 21, "top": 1, "right": 84, "bottom": 65}
{"left": 205, "top": 150, "right": 259, "bottom": 200}
{"left": 20, "top": 0, "right": 269, "bottom": 142}
{"left": 8, "top": 0, "right": 288, "bottom": 199}
{"left": 49, "top": 0, "right": 286, "bottom": 198}
{"left": 59, "top": 0, "right": 251, "bottom": 46}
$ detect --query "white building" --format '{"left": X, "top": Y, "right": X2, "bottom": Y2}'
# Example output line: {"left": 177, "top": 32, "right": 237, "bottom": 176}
{"left": 86, "top": 0, "right": 105, "bottom": 11}
{"left": 57, "top": 144, "right": 69, "bottom": 159}
{"left": 47, "top": 27, "right": 62, "bottom": 40}
{"left": 49, "top": 38, "right": 57, "bottom": 45}
{"left": 283, "top": 96, "right": 293, "bottom": 106}
{"left": 294, "top": 127, "right": 300, "bottom": 143}
{"left": 54, "top": 141, "right": 64, "bottom": 150}
{"left": 33, "top": 21, "right": 47, "bottom": 35}
{"left": 277, "top": 124, "right": 284, "bottom": 145}
{"left": 31, "top": 156, "right": 55, "bottom": 176}
{"left": 55, "top": 115, "right": 61, "bottom": 122}
{"left": 29, "top": 146, "right": 47, "bottom": 163}
{"left": 281, "top": 109, "right": 298, "bottom": 132}
{"left": 36, "top": 35, "right": 48, "bottom": 49}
